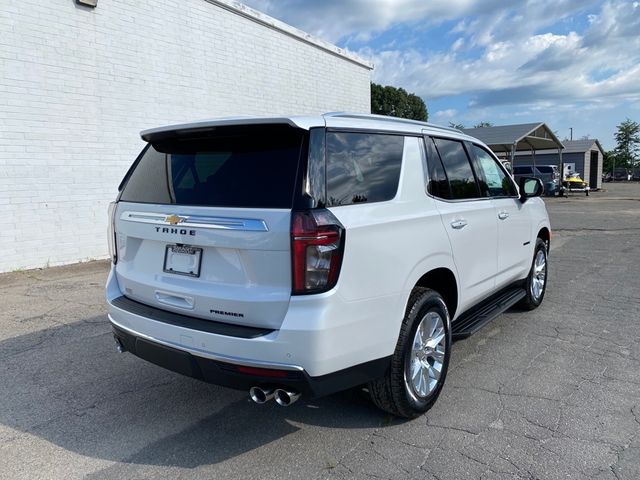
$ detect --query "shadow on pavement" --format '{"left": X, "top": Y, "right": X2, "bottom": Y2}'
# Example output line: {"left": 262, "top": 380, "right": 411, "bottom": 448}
{"left": 0, "top": 315, "right": 390, "bottom": 469}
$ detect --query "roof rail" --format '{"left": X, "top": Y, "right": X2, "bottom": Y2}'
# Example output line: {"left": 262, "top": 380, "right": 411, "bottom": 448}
{"left": 323, "top": 112, "right": 462, "bottom": 133}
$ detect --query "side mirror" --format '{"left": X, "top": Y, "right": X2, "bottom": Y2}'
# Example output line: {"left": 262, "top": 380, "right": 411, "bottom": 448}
{"left": 519, "top": 177, "right": 544, "bottom": 203}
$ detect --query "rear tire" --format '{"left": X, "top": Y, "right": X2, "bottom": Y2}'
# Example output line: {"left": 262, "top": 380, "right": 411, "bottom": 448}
{"left": 517, "top": 238, "right": 548, "bottom": 310}
{"left": 368, "top": 288, "right": 451, "bottom": 418}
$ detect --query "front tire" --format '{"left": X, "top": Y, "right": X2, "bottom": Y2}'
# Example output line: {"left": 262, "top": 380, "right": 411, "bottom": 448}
{"left": 368, "top": 288, "right": 451, "bottom": 418}
{"left": 518, "top": 238, "right": 548, "bottom": 310}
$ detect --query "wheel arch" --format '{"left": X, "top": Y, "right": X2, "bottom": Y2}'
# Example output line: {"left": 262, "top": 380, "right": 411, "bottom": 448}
{"left": 537, "top": 226, "right": 551, "bottom": 251}
{"left": 412, "top": 268, "right": 458, "bottom": 319}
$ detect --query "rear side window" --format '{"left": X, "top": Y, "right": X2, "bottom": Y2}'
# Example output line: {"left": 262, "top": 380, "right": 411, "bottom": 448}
{"left": 432, "top": 138, "right": 480, "bottom": 199}
{"left": 119, "top": 125, "right": 305, "bottom": 208}
{"left": 535, "top": 166, "right": 554, "bottom": 174}
{"left": 326, "top": 132, "right": 404, "bottom": 206}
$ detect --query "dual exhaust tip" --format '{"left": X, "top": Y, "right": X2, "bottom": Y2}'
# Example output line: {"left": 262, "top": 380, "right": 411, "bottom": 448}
{"left": 249, "top": 386, "right": 300, "bottom": 406}
{"left": 113, "top": 335, "right": 125, "bottom": 353}
{"left": 115, "top": 335, "right": 300, "bottom": 406}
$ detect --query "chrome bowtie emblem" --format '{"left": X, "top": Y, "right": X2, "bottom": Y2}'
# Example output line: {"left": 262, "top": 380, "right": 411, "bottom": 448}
{"left": 165, "top": 214, "right": 185, "bottom": 225}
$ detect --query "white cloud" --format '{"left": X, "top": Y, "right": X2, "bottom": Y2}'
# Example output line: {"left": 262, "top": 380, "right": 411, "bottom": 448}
{"left": 363, "top": 1, "right": 640, "bottom": 110}
{"left": 451, "top": 37, "right": 465, "bottom": 51}
{"left": 434, "top": 109, "right": 458, "bottom": 119}
{"left": 241, "top": 0, "right": 514, "bottom": 43}
{"left": 242, "top": 0, "right": 639, "bottom": 145}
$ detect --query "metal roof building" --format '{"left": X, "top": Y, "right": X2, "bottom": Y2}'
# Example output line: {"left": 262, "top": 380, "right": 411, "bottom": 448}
{"left": 514, "top": 139, "right": 605, "bottom": 189}
{"left": 556, "top": 139, "right": 605, "bottom": 155}
{"left": 462, "top": 123, "right": 604, "bottom": 190}
{"left": 462, "top": 123, "right": 564, "bottom": 159}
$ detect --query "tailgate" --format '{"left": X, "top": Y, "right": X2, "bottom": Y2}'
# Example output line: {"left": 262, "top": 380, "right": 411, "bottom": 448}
{"left": 114, "top": 203, "right": 292, "bottom": 329}
{"left": 112, "top": 124, "right": 306, "bottom": 330}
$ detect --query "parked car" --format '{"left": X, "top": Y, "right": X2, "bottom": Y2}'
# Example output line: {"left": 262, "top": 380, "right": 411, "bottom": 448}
{"left": 513, "top": 165, "right": 560, "bottom": 195}
{"left": 611, "top": 168, "right": 630, "bottom": 181}
{"left": 106, "top": 113, "right": 551, "bottom": 418}
{"left": 632, "top": 169, "right": 640, "bottom": 181}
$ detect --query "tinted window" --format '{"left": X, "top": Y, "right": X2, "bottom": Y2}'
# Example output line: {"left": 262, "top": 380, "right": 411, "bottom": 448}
{"left": 306, "top": 128, "right": 326, "bottom": 207}
{"left": 326, "top": 132, "right": 404, "bottom": 206}
{"left": 535, "top": 166, "right": 554, "bottom": 174}
{"left": 120, "top": 125, "right": 304, "bottom": 208}
{"left": 433, "top": 138, "right": 480, "bottom": 199}
{"left": 424, "top": 137, "right": 451, "bottom": 199}
{"left": 472, "top": 145, "right": 516, "bottom": 197}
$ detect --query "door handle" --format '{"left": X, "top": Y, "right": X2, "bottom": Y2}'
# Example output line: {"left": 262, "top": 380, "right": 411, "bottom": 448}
{"left": 498, "top": 212, "right": 509, "bottom": 220}
{"left": 450, "top": 219, "right": 467, "bottom": 229}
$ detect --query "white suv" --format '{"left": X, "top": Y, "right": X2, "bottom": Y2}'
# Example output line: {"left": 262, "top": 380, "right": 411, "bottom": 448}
{"left": 106, "top": 113, "right": 550, "bottom": 417}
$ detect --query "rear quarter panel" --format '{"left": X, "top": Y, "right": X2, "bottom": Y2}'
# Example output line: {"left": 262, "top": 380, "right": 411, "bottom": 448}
{"left": 327, "top": 136, "right": 458, "bottom": 360}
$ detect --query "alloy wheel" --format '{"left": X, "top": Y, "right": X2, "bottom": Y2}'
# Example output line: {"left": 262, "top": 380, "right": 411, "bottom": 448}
{"left": 531, "top": 249, "right": 547, "bottom": 301}
{"left": 405, "top": 311, "right": 446, "bottom": 399}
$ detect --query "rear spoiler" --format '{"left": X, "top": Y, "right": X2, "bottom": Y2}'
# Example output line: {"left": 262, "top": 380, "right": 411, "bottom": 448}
{"left": 141, "top": 116, "right": 321, "bottom": 143}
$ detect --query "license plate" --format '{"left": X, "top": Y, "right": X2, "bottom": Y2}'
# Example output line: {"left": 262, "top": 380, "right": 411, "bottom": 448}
{"left": 163, "top": 245, "right": 202, "bottom": 277}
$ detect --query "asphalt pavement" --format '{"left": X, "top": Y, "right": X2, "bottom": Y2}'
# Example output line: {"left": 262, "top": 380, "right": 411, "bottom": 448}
{"left": 1, "top": 183, "right": 639, "bottom": 480}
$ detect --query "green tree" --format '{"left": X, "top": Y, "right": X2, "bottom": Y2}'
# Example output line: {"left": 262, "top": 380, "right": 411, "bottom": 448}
{"left": 370, "top": 82, "right": 428, "bottom": 121}
{"left": 473, "top": 121, "right": 493, "bottom": 128}
{"left": 603, "top": 150, "right": 617, "bottom": 174}
{"left": 614, "top": 118, "right": 640, "bottom": 168}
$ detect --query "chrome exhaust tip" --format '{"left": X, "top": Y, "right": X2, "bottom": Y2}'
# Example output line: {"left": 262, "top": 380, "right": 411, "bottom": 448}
{"left": 249, "top": 386, "right": 275, "bottom": 404}
{"left": 274, "top": 388, "right": 301, "bottom": 406}
{"left": 113, "top": 335, "right": 125, "bottom": 353}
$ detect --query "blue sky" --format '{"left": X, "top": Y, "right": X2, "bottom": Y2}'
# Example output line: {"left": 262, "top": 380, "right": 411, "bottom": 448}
{"left": 242, "top": 0, "right": 640, "bottom": 150}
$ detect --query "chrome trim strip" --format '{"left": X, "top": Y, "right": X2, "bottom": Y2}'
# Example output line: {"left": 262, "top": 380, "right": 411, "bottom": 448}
{"left": 108, "top": 314, "right": 304, "bottom": 372}
{"left": 120, "top": 211, "right": 268, "bottom": 232}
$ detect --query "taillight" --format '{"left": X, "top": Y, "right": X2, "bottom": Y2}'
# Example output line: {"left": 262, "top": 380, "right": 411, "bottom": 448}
{"left": 291, "top": 209, "right": 345, "bottom": 294}
{"left": 107, "top": 201, "right": 118, "bottom": 264}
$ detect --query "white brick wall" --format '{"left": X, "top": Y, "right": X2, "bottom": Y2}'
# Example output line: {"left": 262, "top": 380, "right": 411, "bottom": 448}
{"left": 0, "top": 0, "right": 371, "bottom": 272}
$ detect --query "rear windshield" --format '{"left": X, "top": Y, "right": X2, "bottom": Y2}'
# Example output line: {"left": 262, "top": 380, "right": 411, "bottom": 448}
{"left": 119, "top": 125, "right": 305, "bottom": 208}
{"left": 535, "top": 166, "right": 554, "bottom": 174}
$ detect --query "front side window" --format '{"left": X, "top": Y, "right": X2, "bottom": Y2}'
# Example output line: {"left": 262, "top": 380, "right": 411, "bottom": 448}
{"left": 424, "top": 137, "right": 451, "bottom": 199}
{"left": 326, "top": 132, "right": 404, "bottom": 206}
{"left": 432, "top": 138, "right": 480, "bottom": 199}
{"left": 472, "top": 145, "right": 517, "bottom": 197}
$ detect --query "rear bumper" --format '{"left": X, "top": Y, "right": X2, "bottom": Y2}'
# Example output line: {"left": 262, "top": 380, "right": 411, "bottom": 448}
{"left": 106, "top": 266, "right": 399, "bottom": 377}
{"left": 110, "top": 319, "right": 389, "bottom": 398}
{"left": 105, "top": 267, "right": 393, "bottom": 397}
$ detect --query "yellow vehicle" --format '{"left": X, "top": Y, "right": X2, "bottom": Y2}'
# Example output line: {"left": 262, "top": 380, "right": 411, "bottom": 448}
{"left": 563, "top": 173, "right": 588, "bottom": 191}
